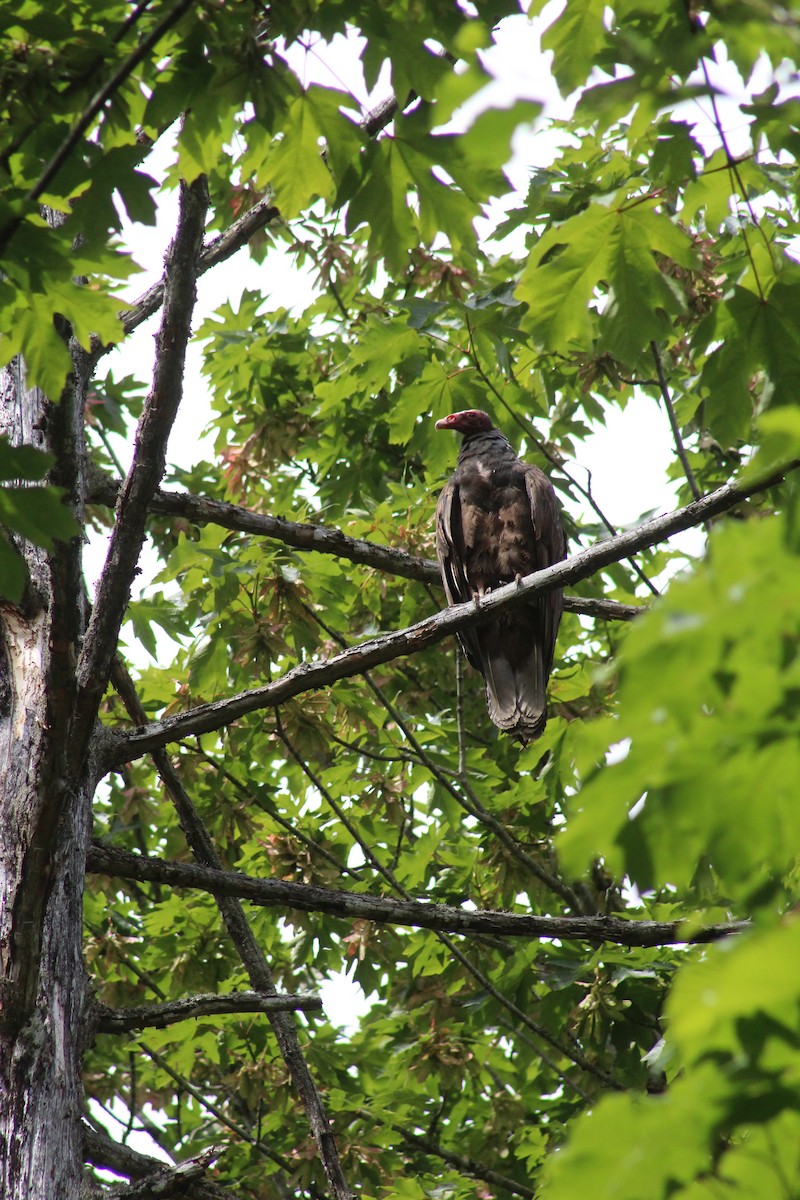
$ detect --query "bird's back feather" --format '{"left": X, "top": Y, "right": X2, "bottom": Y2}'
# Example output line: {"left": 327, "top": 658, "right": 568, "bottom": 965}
{"left": 435, "top": 427, "right": 565, "bottom": 742}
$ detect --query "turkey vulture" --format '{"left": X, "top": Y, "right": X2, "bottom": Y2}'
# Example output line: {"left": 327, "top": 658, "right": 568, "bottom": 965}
{"left": 435, "top": 409, "right": 565, "bottom": 742}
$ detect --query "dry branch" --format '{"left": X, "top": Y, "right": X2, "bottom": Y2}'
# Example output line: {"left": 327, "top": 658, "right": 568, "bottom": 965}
{"left": 103, "top": 458, "right": 799, "bottom": 767}
{"left": 87, "top": 842, "right": 745, "bottom": 948}
{"left": 96, "top": 989, "right": 323, "bottom": 1034}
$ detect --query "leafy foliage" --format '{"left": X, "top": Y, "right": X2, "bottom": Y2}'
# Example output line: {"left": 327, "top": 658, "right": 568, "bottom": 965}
{"left": 3, "top": 0, "right": 800, "bottom": 1197}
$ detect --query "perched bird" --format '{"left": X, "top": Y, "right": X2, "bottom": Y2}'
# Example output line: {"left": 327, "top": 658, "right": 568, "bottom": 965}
{"left": 435, "top": 409, "right": 565, "bottom": 742}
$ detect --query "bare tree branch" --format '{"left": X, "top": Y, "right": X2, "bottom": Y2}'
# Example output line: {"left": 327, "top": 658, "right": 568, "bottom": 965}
{"left": 102, "top": 458, "right": 799, "bottom": 767}
{"left": 87, "top": 842, "right": 745, "bottom": 948}
{"left": 72, "top": 175, "right": 209, "bottom": 774}
{"left": 89, "top": 471, "right": 640, "bottom": 620}
{"left": 88, "top": 470, "right": 435, "bottom": 581}
{"left": 96, "top": 990, "right": 323, "bottom": 1034}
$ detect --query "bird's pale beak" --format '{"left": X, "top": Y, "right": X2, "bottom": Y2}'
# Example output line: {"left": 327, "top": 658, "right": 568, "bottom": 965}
{"left": 434, "top": 416, "right": 451, "bottom": 429}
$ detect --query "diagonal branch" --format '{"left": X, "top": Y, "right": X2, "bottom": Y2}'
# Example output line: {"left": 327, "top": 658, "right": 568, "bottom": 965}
{"left": 93, "top": 49, "right": 425, "bottom": 359}
{"left": 295, "top": 600, "right": 585, "bottom": 913}
{"left": 88, "top": 471, "right": 641, "bottom": 620}
{"left": 102, "top": 458, "right": 800, "bottom": 767}
{"left": 137, "top": 1042, "right": 306, "bottom": 1183}
{"left": 87, "top": 842, "right": 746, "bottom": 948}
{"left": 275, "top": 704, "right": 603, "bottom": 1089}
{"left": 95, "top": 989, "right": 323, "bottom": 1034}
{"left": 71, "top": 175, "right": 209, "bottom": 775}
{"left": 108, "top": 195, "right": 281, "bottom": 351}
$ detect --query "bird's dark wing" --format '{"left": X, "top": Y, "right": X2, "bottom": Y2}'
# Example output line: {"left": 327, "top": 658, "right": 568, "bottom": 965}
{"left": 435, "top": 478, "right": 483, "bottom": 672}
{"left": 523, "top": 464, "right": 566, "bottom": 676}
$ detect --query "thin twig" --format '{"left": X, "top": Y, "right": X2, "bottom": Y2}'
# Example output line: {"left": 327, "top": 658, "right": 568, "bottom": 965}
{"left": 275, "top": 716, "right": 387, "bottom": 886}
{"left": 699, "top": 57, "right": 776, "bottom": 296}
{"left": 650, "top": 341, "right": 701, "bottom": 502}
{"left": 465, "top": 324, "right": 660, "bottom": 596}
{"left": 356, "top": 1108, "right": 536, "bottom": 1198}
{"left": 456, "top": 646, "right": 467, "bottom": 778}
{"left": 186, "top": 740, "right": 363, "bottom": 880}
{"left": 138, "top": 1042, "right": 305, "bottom": 1179}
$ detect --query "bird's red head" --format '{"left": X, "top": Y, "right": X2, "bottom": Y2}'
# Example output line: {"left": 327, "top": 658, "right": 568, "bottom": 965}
{"left": 435, "top": 410, "right": 494, "bottom": 434}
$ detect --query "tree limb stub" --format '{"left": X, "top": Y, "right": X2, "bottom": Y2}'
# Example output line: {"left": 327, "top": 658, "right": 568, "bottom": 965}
{"left": 87, "top": 842, "right": 746, "bottom": 947}
{"left": 103, "top": 458, "right": 800, "bottom": 767}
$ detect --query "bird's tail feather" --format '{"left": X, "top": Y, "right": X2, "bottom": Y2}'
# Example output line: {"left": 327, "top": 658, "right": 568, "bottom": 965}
{"left": 478, "top": 637, "right": 547, "bottom": 743}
